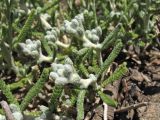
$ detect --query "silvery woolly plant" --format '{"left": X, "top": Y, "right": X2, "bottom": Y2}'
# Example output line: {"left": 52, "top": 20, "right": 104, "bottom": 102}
{"left": 95, "top": 0, "right": 159, "bottom": 45}
{"left": 18, "top": 39, "right": 53, "bottom": 63}
{"left": 49, "top": 58, "right": 97, "bottom": 88}
{"left": 0, "top": 2, "right": 127, "bottom": 119}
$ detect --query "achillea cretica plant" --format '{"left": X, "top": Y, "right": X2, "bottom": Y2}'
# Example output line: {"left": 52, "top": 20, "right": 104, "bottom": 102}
{"left": 0, "top": 2, "right": 127, "bottom": 119}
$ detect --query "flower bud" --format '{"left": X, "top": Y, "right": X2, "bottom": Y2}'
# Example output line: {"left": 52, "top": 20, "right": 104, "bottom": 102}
{"left": 50, "top": 72, "right": 59, "bottom": 80}
{"left": 96, "top": 26, "right": 102, "bottom": 36}
{"left": 66, "top": 27, "right": 77, "bottom": 35}
{"left": 26, "top": 39, "right": 32, "bottom": 44}
{"left": 46, "top": 31, "right": 52, "bottom": 35}
{"left": 57, "top": 69, "right": 65, "bottom": 76}
{"left": 83, "top": 10, "right": 89, "bottom": 16}
{"left": 64, "top": 64, "right": 73, "bottom": 73}
{"left": 55, "top": 77, "right": 68, "bottom": 85}
{"left": 85, "top": 30, "right": 92, "bottom": 40}
{"left": 36, "top": 40, "right": 41, "bottom": 47}
{"left": 91, "top": 29, "right": 97, "bottom": 34}
{"left": 91, "top": 34, "right": 99, "bottom": 43}
{"left": 31, "top": 51, "right": 39, "bottom": 58}
{"left": 75, "top": 14, "right": 84, "bottom": 23}
{"left": 71, "top": 19, "right": 79, "bottom": 28}
{"left": 77, "top": 27, "right": 84, "bottom": 36}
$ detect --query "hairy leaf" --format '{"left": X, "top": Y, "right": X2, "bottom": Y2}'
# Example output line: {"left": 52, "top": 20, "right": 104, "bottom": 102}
{"left": 98, "top": 91, "right": 117, "bottom": 107}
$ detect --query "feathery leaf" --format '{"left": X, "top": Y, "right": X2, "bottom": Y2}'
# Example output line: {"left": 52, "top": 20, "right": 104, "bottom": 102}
{"left": 101, "top": 24, "right": 122, "bottom": 50}
{"left": 0, "top": 79, "right": 19, "bottom": 105}
{"left": 97, "top": 40, "right": 123, "bottom": 78}
{"left": 101, "top": 62, "right": 128, "bottom": 88}
{"left": 13, "top": 9, "right": 36, "bottom": 47}
{"left": 49, "top": 85, "right": 63, "bottom": 112}
{"left": 76, "top": 89, "right": 86, "bottom": 120}
{"left": 20, "top": 68, "right": 49, "bottom": 111}
{"left": 98, "top": 91, "right": 117, "bottom": 107}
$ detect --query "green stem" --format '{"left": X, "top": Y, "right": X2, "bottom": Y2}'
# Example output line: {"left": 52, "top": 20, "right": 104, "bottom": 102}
{"left": 8, "top": 74, "right": 32, "bottom": 90}
{"left": 76, "top": 89, "right": 86, "bottom": 120}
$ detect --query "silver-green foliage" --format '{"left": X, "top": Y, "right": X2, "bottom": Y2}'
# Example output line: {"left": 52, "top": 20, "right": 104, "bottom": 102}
{"left": 0, "top": 1, "right": 129, "bottom": 119}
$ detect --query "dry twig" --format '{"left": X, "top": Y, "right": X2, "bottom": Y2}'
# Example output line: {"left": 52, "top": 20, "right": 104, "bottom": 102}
{"left": 0, "top": 100, "right": 15, "bottom": 120}
{"left": 114, "top": 102, "right": 149, "bottom": 113}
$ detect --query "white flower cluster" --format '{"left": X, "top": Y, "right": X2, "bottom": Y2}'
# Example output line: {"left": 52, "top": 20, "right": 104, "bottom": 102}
{"left": 60, "top": 12, "right": 102, "bottom": 49}
{"left": 45, "top": 27, "right": 60, "bottom": 43}
{"left": 61, "top": 13, "right": 84, "bottom": 37}
{"left": 19, "top": 39, "right": 41, "bottom": 59}
{"left": 19, "top": 39, "right": 52, "bottom": 63}
{"left": 44, "top": 27, "right": 70, "bottom": 48}
{"left": 85, "top": 27, "right": 102, "bottom": 43}
{"left": 50, "top": 63, "right": 80, "bottom": 85}
{"left": 49, "top": 62, "right": 97, "bottom": 88}
{"left": 0, "top": 104, "right": 23, "bottom": 120}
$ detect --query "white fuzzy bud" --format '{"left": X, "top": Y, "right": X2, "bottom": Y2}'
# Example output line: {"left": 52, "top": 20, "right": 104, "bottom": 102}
{"left": 64, "top": 64, "right": 73, "bottom": 72}
{"left": 63, "top": 64, "right": 73, "bottom": 77}
{"left": 31, "top": 51, "right": 39, "bottom": 57}
{"left": 51, "top": 31, "right": 58, "bottom": 38}
{"left": 75, "top": 14, "right": 84, "bottom": 23}
{"left": 66, "top": 27, "right": 77, "bottom": 35}
{"left": 83, "top": 10, "right": 89, "bottom": 15}
{"left": 50, "top": 72, "right": 59, "bottom": 80}
{"left": 55, "top": 77, "right": 68, "bottom": 85}
{"left": 26, "top": 39, "right": 32, "bottom": 44}
{"left": 91, "top": 34, "right": 99, "bottom": 43}
{"left": 45, "top": 28, "right": 60, "bottom": 42}
{"left": 71, "top": 19, "right": 79, "bottom": 28}
{"left": 64, "top": 20, "right": 70, "bottom": 25}
{"left": 91, "top": 29, "right": 97, "bottom": 34}
{"left": 46, "top": 31, "right": 52, "bottom": 35}
{"left": 77, "top": 27, "right": 84, "bottom": 36}
{"left": 51, "top": 63, "right": 64, "bottom": 71}
{"left": 96, "top": 26, "right": 102, "bottom": 36}
{"left": 85, "top": 30, "right": 92, "bottom": 40}
{"left": 57, "top": 69, "right": 65, "bottom": 76}
{"left": 56, "top": 64, "right": 64, "bottom": 69}
{"left": 51, "top": 28, "right": 60, "bottom": 37}
{"left": 19, "top": 39, "right": 41, "bottom": 58}
{"left": 45, "top": 34, "right": 57, "bottom": 42}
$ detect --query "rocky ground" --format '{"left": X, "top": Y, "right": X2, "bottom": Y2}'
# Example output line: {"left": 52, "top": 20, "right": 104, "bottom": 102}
{"left": 90, "top": 44, "right": 160, "bottom": 120}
